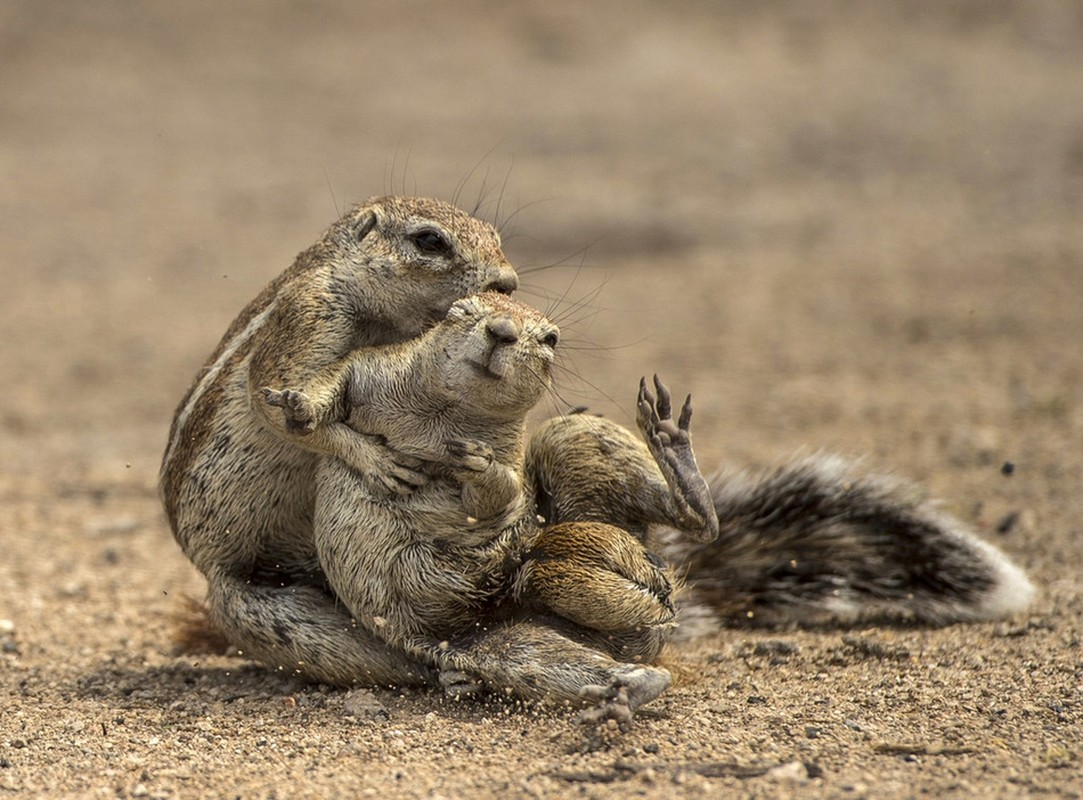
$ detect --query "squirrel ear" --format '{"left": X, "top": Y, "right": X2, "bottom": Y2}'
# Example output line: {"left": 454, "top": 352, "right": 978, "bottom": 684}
{"left": 352, "top": 209, "right": 377, "bottom": 243}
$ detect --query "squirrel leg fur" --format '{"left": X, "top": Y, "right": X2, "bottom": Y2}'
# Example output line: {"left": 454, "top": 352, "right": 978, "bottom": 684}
{"left": 414, "top": 618, "right": 671, "bottom": 712}
{"left": 513, "top": 521, "right": 675, "bottom": 664}
{"left": 204, "top": 568, "right": 435, "bottom": 687}
{"left": 524, "top": 409, "right": 714, "bottom": 542}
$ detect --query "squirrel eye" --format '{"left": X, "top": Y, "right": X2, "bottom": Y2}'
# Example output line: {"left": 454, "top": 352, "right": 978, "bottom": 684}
{"left": 410, "top": 228, "right": 453, "bottom": 257}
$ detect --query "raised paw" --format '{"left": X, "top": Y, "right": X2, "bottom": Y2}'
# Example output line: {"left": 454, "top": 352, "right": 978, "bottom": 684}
{"left": 577, "top": 665, "right": 672, "bottom": 734}
{"left": 636, "top": 374, "right": 689, "bottom": 450}
{"left": 261, "top": 387, "right": 317, "bottom": 434}
{"left": 445, "top": 439, "right": 495, "bottom": 476}
{"left": 636, "top": 375, "right": 719, "bottom": 542}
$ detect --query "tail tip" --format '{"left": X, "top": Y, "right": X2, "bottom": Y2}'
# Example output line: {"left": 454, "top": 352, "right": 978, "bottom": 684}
{"left": 971, "top": 549, "right": 1036, "bottom": 621}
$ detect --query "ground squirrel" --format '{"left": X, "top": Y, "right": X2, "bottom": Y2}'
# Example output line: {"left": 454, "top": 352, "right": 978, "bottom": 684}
{"left": 163, "top": 195, "right": 1034, "bottom": 707}
{"left": 161, "top": 196, "right": 519, "bottom": 686}
{"left": 266, "top": 292, "right": 718, "bottom": 714}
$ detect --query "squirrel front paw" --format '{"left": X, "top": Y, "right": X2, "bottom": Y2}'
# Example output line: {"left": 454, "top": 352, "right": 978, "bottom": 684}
{"left": 354, "top": 441, "right": 430, "bottom": 496}
{"left": 636, "top": 375, "right": 720, "bottom": 542}
{"left": 445, "top": 439, "right": 495, "bottom": 477}
{"left": 261, "top": 387, "right": 318, "bottom": 434}
{"left": 446, "top": 439, "right": 523, "bottom": 521}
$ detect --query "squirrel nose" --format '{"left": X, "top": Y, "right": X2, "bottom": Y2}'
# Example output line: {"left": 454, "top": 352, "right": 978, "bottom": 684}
{"left": 482, "top": 264, "right": 519, "bottom": 296}
{"left": 486, "top": 317, "right": 519, "bottom": 345}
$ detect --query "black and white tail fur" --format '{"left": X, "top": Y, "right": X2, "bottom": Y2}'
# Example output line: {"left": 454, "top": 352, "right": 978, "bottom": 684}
{"left": 662, "top": 454, "right": 1034, "bottom": 633}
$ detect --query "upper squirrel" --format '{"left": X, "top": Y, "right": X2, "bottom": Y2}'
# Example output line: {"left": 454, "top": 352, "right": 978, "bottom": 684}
{"left": 161, "top": 197, "right": 520, "bottom": 687}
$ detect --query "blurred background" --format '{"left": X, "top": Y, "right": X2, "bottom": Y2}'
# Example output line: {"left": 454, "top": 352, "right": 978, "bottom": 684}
{"left": 1, "top": 2, "right": 1081, "bottom": 795}
{"left": 3, "top": 0, "right": 1081, "bottom": 466}
{"left": 1, "top": 0, "right": 1081, "bottom": 531}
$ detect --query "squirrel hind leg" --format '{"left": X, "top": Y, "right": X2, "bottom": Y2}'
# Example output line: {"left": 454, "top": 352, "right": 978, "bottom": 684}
{"left": 668, "top": 454, "right": 1035, "bottom": 628}
{"left": 203, "top": 570, "right": 435, "bottom": 687}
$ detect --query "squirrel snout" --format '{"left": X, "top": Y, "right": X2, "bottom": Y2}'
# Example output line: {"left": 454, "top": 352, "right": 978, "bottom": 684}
{"left": 482, "top": 267, "right": 519, "bottom": 296}
{"left": 486, "top": 317, "right": 520, "bottom": 345}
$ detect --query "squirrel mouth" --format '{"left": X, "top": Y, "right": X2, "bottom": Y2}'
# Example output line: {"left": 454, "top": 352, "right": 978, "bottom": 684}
{"left": 467, "top": 359, "right": 504, "bottom": 380}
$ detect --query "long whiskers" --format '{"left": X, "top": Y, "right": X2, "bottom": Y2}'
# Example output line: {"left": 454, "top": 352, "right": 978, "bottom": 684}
{"left": 383, "top": 147, "right": 419, "bottom": 198}
{"left": 452, "top": 143, "right": 506, "bottom": 211}
{"left": 323, "top": 168, "right": 341, "bottom": 218}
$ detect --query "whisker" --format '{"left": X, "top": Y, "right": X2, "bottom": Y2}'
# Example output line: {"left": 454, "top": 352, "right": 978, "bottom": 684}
{"left": 493, "top": 156, "right": 515, "bottom": 231}
{"left": 518, "top": 244, "right": 596, "bottom": 276}
{"left": 556, "top": 334, "right": 652, "bottom": 355}
{"left": 495, "top": 197, "right": 551, "bottom": 238}
{"left": 545, "top": 281, "right": 608, "bottom": 329}
{"left": 323, "top": 168, "right": 341, "bottom": 217}
{"left": 471, "top": 166, "right": 493, "bottom": 218}
{"left": 547, "top": 361, "right": 628, "bottom": 421}
{"left": 453, "top": 143, "right": 505, "bottom": 210}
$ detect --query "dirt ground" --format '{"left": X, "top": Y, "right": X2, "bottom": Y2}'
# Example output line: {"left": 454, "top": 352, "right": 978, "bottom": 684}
{"left": 2, "top": 1, "right": 1081, "bottom": 797}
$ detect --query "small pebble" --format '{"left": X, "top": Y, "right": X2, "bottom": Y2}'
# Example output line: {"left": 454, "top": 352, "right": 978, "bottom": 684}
{"left": 765, "top": 760, "right": 809, "bottom": 783}
{"left": 343, "top": 689, "right": 390, "bottom": 720}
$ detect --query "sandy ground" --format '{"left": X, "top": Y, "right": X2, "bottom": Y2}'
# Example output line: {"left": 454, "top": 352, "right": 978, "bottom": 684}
{"left": 2, "top": 1, "right": 1082, "bottom": 797}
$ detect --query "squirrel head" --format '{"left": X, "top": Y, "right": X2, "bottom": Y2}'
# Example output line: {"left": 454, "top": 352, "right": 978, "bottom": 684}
{"left": 435, "top": 293, "right": 559, "bottom": 418}
{"left": 321, "top": 197, "right": 520, "bottom": 344}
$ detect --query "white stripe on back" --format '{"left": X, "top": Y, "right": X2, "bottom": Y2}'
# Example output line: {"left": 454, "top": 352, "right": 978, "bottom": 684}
{"left": 161, "top": 299, "right": 278, "bottom": 476}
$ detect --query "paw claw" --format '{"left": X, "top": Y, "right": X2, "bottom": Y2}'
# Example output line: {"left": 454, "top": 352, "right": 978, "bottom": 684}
{"left": 439, "top": 669, "right": 484, "bottom": 700}
{"left": 678, "top": 393, "right": 693, "bottom": 431}
{"left": 652, "top": 374, "right": 672, "bottom": 421}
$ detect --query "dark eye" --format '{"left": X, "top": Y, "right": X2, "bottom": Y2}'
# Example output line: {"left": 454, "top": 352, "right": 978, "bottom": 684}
{"left": 541, "top": 331, "right": 559, "bottom": 349}
{"left": 410, "top": 228, "right": 453, "bottom": 257}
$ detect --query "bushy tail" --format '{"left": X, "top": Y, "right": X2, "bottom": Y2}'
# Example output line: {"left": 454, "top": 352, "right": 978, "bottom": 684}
{"left": 663, "top": 455, "right": 1034, "bottom": 631}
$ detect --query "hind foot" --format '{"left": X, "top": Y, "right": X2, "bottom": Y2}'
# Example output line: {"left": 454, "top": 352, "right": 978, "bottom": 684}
{"left": 576, "top": 665, "right": 671, "bottom": 733}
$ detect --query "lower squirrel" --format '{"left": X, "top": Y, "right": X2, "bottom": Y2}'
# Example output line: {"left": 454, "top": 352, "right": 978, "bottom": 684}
{"left": 263, "top": 292, "right": 719, "bottom": 720}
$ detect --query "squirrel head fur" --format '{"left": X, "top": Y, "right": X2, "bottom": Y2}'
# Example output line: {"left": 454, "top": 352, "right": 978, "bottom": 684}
{"left": 321, "top": 196, "right": 519, "bottom": 344}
